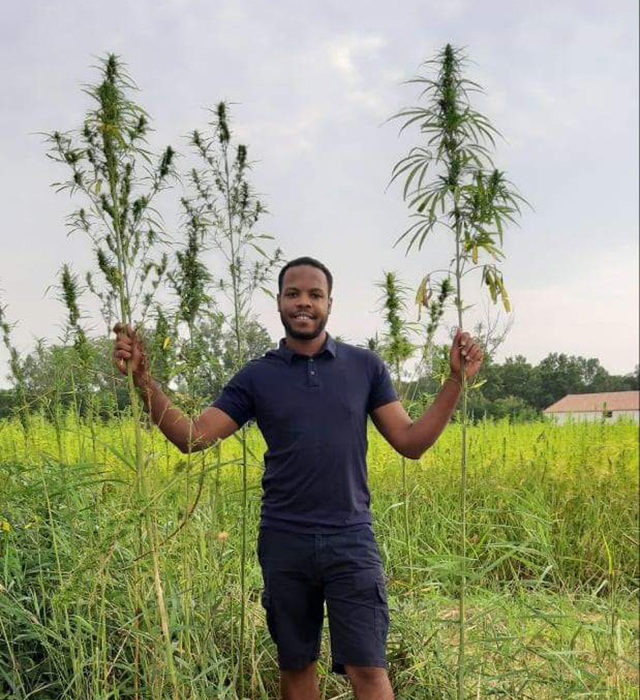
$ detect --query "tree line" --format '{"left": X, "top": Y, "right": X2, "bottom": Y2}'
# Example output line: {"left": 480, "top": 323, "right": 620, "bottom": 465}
{"left": 403, "top": 350, "right": 639, "bottom": 422}
{"left": 1, "top": 324, "right": 636, "bottom": 422}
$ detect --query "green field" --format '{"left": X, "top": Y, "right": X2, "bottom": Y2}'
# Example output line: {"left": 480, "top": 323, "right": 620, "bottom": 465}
{"left": 0, "top": 416, "right": 638, "bottom": 698}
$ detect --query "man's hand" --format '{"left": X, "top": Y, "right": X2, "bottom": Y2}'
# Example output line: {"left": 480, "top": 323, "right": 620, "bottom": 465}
{"left": 112, "top": 322, "right": 150, "bottom": 386}
{"left": 449, "top": 328, "right": 484, "bottom": 381}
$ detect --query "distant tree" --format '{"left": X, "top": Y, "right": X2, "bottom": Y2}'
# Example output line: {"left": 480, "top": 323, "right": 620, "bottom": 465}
{"left": 532, "top": 353, "right": 617, "bottom": 409}
{"left": 187, "top": 315, "right": 273, "bottom": 401}
{"left": 500, "top": 355, "right": 538, "bottom": 405}
{"left": 0, "top": 389, "right": 16, "bottom": 419}
{"left": 619, "top": 365, "right": 640, "bottom": 390}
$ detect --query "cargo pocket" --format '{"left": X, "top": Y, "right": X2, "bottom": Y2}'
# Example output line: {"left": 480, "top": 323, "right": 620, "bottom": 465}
{"left": 373, "top": 579, "right": 389, "bottom": 642}
{"left": 261, "top": 590, "right": 278, "bottom": 644}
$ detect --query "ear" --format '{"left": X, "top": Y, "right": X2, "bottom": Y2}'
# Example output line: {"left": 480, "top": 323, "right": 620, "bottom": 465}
{"left": 328, "top": 296, "right": 333, "bottom": 314}
{"left": 276, "top": 293, "right": 281, "bottom": 312}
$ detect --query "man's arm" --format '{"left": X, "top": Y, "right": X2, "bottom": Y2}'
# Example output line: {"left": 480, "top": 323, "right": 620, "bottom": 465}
{"left": 113, "top": 323, "right": 239, "bottom": 453}
{"left": 136, "top": 375, "right": 239, "bottom": 454}
{"left": 371, "top": 328, "right": 483, "bottom": 460}
{"left": 371, "top": 376, "right": 462, "bottom": 459}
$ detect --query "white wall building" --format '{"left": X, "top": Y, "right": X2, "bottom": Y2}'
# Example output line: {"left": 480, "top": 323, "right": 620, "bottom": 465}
{"left": 543, "top": 391, "right": 639, "bottom": 425}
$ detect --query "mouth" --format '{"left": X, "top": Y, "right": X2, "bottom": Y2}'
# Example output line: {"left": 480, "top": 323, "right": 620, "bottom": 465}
{"left": 291, "top": 313, "right": 315, "bottom": 323}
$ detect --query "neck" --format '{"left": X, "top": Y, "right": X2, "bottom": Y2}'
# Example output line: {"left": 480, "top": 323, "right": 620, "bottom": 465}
{"left": 284, "top": 330, "right": 328, "bottom": 357}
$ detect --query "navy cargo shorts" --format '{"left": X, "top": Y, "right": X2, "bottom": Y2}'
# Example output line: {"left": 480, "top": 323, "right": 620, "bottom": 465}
{"left": 257, "top": 524, "right": 390, "bottom": 674}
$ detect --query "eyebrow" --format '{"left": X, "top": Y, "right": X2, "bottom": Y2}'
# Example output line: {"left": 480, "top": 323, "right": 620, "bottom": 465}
{"left": 284, "top": 286, "right": 325, "bottom": 293}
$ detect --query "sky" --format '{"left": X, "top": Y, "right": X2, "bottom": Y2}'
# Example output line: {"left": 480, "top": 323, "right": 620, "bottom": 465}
{"left": 0, "top": 0, "right": 638, "bottom": 388}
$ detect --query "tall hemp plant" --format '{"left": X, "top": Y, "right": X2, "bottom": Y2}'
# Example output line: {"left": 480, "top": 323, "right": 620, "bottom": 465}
{"left": 391, "top": 44, "right": 526, "bottom": 698}
{"left": 44, "top": 54, "right": 180, "bottom": 698}
{"left": 56, "top": 263, "right": 97, "bottom": 461}
{"left": 167, "top": 195, "right": 213, "bottom": 499}
{"left": 188, "top": 102, "right": 282, "bottom": 694}
{"left": 376, "top": 272, "right": 415, "bottom": 585}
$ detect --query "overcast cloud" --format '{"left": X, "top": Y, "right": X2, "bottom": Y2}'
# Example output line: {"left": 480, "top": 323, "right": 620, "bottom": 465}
{"left": 0, "top": 0, "right": 638, "bottom": 386}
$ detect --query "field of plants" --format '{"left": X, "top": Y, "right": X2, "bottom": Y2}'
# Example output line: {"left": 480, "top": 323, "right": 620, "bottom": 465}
{"left": 0, "top": 414, "right": 638, "bottom": 698}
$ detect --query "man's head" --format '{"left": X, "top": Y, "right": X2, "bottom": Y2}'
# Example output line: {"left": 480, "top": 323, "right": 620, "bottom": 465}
{"left": 277, "top": 257, "right": 333, "bottom": 341}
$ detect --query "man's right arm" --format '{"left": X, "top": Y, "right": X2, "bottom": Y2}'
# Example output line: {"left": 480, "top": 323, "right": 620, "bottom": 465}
{"left": 136, "top": 375, "right": 239, "bottom": 454}
{"left": 113, "top": 322, "right": 239, "bottom": 453}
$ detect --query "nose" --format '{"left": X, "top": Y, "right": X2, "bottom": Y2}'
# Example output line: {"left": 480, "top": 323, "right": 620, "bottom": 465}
{"left": 296, "top": 296, "right": 312, "bottom": 308}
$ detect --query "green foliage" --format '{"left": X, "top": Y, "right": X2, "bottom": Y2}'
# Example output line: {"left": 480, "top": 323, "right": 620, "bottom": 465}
{"left": 0, "top": 418, "right": 637, "bottom": 698}
{"left": 188, "top": 102, "right": 283, "bottom": 369}
{"left": 44, "top": 53, "right": 176, "bottom": 328}
{"left": 376, "top": 271, "right": 414, "bottom": 386}
{"left": 168, "top": 197, "right": 213, "bottom": 330}
{"left": 18, "top": 337, "right": 127, "bottom": 418}
{"left": 0, "top": 389, "right": 15, "bottom": 419}
{"left": 391, "top": 44, "right": 527, "bottom": 318}
{"left": 0, "top": 302, "right": 26, "bottom": 394}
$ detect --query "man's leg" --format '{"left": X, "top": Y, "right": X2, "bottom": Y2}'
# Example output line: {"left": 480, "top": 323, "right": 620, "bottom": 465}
{"left": 345, "top": 665, "right": 394, "bottom": 700}
{"left": 258, "top": 529, "right": 324, "bottom": 697}
{"left": 322, "top": 526, "right": 392, "bottom": 691}
{"left": 280, "top": 661, "right": 320, "bottom": 700}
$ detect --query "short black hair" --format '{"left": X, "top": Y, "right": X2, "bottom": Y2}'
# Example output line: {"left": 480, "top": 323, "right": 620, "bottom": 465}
{"left": 278, "top": 257, "right": 333, "bottom": 295}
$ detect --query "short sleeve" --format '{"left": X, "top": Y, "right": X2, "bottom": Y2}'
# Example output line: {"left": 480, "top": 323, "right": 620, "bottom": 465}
{"left": 367, "top": 353, "right": 398, "bottom": 413}
{"left": 211, "top": 364, "right": 256, "bottom": 428}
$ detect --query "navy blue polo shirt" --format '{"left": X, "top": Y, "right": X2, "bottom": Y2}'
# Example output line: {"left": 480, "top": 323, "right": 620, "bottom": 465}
{"left": 211, "top": 333, "right": 398, "bottom": 533}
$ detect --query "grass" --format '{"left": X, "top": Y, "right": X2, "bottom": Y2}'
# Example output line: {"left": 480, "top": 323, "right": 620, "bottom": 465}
{"left": 0, "top": 414, "right": 638, "bottom": 698}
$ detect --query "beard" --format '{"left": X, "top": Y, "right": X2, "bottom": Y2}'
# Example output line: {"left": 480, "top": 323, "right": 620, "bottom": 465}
{"left": 279, "top": 310, "right": 328, "bottom": 340}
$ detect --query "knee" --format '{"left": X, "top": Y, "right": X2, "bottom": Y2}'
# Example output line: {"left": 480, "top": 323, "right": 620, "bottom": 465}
{"left": 345, "top": 664, "right": 389, "bottom": 688}
{"left": 281, "top": 660, "right": 316, "bottom": 678}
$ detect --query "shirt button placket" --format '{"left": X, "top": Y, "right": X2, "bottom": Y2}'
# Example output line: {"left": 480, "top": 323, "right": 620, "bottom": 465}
{"left": 308, "top": 358, "right": 318, "bottom": 386}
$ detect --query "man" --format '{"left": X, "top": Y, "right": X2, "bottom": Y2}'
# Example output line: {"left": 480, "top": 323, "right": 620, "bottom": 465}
{"left": 113, "top": 256, "right": 484, "bottom": 699}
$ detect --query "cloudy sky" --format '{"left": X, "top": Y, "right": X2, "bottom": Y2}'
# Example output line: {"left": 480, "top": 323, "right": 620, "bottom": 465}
{"left": 1, "top": 0, "right": 638, "bottom": 386}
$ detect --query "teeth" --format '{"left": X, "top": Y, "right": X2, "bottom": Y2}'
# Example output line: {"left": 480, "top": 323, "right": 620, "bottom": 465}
{"left": 294, "top": 314, "right": 313, "bottom": 320}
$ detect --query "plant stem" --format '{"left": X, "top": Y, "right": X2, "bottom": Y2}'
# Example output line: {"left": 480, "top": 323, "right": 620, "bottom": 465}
{"left": 222, "top": 128, "right": 248, "bottom": 697}
{"left": 455, "top": 220, "right": 468, "bottom": 700}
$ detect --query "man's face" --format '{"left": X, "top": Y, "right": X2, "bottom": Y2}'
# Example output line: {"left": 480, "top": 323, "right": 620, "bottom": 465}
{"left": 277, "top": 265, "right": 332, "bottom": 340}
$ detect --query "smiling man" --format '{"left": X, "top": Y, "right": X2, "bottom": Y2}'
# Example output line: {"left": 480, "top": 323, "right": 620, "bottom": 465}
{"left": 113, "top": 256, "right": 484, "bottom": 699}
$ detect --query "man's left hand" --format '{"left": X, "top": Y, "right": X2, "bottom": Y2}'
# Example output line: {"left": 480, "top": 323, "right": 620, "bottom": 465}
{"left": 449, "top": 328, "right": 484, "bottom": 381}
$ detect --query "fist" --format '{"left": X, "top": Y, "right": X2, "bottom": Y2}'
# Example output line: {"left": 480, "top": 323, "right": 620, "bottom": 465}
{"left": 449, "top": 328, "right": 484, "bottom": 381}
{"left": 112, "top": 322, "right": 149, "bottom": 383}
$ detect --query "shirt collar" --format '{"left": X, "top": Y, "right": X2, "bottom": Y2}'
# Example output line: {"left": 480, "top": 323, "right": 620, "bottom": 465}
{"left": 269, "top": 333, "right": 337, "bottom": 364}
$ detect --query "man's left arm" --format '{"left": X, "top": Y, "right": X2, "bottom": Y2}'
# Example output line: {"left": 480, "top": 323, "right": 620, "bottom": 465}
{"left": 371, "top": 329, "right": 484, "bottom": 460}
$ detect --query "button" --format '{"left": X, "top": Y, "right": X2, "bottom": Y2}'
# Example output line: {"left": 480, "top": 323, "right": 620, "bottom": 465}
{"left": 310, "top": 371, "right": 316, "bottom": 376}
{"left": 309, "top": 358, "right": 314, "bottom": 363}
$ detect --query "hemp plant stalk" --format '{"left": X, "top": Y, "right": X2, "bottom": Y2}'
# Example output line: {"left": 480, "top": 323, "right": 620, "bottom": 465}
{"left": 43, "top": 53, "right": 179, "bottom": 698}
{"left": 390, "top": 44, "right": 527, "bottom": 698}
{"left": 188, "top": 101, "right": 282, "bottom": 694}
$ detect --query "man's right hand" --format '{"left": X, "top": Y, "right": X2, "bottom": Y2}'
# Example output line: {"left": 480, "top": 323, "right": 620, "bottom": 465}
{"left": 112, "top": 322, "right": 150, "bottom": 386}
